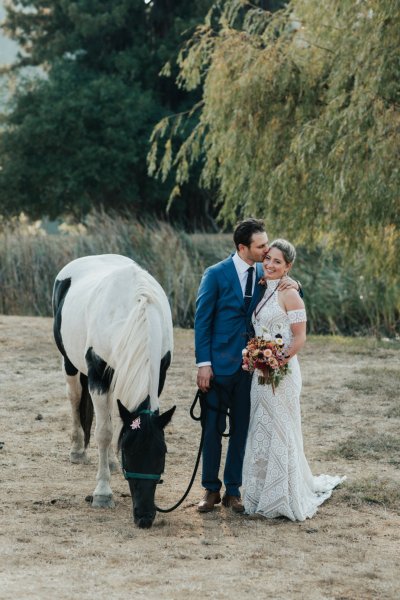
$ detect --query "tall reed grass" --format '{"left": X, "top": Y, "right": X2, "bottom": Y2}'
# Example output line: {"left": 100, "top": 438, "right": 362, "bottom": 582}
{"left": 0, "top": 212, "right": 398, "bottom": 336}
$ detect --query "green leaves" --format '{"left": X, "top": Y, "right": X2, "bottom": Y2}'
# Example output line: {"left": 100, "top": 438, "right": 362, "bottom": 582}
{"left": 0, "top": 63, "right": 161, "bottom": 218}
{"left": 0, "top": 0, "right": 216, "bottom": 225}
{"left": 151, "top": 0, "right": 399, "bottom": 302}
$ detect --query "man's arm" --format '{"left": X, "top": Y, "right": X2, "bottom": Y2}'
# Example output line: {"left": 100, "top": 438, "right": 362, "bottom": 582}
{"left": 194, "top": 268, "right": 218, "bottom": 392}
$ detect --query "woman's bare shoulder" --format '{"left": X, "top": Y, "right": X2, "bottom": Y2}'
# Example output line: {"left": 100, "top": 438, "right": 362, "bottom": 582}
{"left": 280, "top": 288, "right": 305, "bottom": 311}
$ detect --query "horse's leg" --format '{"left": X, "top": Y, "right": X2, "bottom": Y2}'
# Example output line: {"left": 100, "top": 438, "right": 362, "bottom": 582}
{"left": 90, "top": 391, "right": 115, "bottom": 508}
{"left": 63, "top": 360, "right": 89, "bottom": 464}
{"left": 108, "top": 447, "right": 119, "bottom": 473}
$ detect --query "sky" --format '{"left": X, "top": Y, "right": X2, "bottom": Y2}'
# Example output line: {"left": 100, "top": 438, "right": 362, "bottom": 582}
{"left": 0, "top": 3, "right": 19, "bottom": 65}
{"left": 0, "top": 1, "right": 154, "bottom": 65}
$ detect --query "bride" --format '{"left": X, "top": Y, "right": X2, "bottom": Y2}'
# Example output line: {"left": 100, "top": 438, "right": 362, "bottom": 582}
{"left": 242, "top": 238, "right": 344, "bottom": 521}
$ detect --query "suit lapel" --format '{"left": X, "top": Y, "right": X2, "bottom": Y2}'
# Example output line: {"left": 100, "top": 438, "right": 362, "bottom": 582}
{"left": 221, "top": 257, "right": 264, "bottom": 311}
{"left": 221, "top": 256, "right": 244, "bottom": 305}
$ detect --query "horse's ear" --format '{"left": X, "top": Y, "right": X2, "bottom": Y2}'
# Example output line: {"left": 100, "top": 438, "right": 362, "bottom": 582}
{"left": 136, "top": 395, "right": 151, "bottom": 413}
{"left": 156, "top": 405, "right": 176, "bottom": 430}
{"left": 117, "top": 399, "right": 132, "bottom": 426}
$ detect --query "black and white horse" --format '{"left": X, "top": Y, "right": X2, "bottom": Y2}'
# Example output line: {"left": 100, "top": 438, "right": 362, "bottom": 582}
{"left": 52, "top": 254, "right": 175, "bottom": 528}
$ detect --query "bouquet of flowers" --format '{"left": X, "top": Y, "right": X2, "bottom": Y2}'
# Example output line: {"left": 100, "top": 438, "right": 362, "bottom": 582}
{"left": 242, "top": 330, "right": 290, "bottom": 391}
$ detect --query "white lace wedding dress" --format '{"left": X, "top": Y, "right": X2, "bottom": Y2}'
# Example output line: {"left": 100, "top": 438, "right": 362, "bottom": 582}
{"left": 242, "top": 279, "right": 345, "bottom": 521}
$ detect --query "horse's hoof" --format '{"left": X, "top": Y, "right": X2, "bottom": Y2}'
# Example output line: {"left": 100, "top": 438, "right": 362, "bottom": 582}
{"left": 91, "top": 494, "right": 115, "bottom": 508}
{"left": 70, "top": 451, "right": 90, "bottom": 464}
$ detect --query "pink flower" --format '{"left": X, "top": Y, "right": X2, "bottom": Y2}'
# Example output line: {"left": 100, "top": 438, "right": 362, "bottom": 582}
{"left": 130, "top": 417, "right": 141, "bottom": 430}
{"left": 263, "top": 348, "right": 272, "bottom": 358}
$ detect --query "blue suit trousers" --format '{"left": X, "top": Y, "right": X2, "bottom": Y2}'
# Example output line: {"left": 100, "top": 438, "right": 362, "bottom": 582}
{"left": 201, "top": 368, "right": 252, "bottom": 497}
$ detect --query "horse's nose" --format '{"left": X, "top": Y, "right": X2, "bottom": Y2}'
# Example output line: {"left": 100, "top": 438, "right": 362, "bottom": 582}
{"left": 134, "top": 512, "right": 155, "bottom": 528}
{"left": 134, "top": 509, "right": 156, "bottom": 529}
{"left": 136, "top": 516, "right": 154, "bottom": 529}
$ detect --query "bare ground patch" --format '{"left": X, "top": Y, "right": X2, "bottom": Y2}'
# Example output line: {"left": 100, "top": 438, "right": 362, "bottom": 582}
{"left": 0, "top": 317, "right": 400, "bottom": 599}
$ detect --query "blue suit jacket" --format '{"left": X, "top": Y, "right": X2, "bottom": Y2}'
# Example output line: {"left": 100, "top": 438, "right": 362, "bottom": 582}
{"left": 195, "top": 256, "right": 265, "bottom": 376}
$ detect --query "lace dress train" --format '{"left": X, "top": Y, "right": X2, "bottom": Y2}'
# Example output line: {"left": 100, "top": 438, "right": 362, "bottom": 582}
{"left": 242, "top": 280, "right": 344, "bottom": 521}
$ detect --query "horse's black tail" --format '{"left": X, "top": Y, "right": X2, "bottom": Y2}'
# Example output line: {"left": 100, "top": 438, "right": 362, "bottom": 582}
{"left": 79, "top": 374, "right": 94, "bottom": 448}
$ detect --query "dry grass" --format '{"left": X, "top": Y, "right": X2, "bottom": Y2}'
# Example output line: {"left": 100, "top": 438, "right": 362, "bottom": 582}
{"left": 340, "top": 479, "right": 400, "bottom": 514}
{"left": 1, "top": 213, "right": 399, "bottom": 335}
{"left": 386, "top": 403, "right": 400, "bottom": 419}
{"left": 345, "top": 367, "right": 399, "bottom": 399}
{"left": 0, "top": 318, "right": 400, "bottom": 600}
{"left": 332, "top": 432, "right": 400, "bottom": 464}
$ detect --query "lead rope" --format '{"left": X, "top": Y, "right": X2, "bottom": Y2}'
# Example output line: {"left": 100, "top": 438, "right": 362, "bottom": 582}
{"left": 155, "top": 389, "right": 205, "bottom": 513}
{"left": 155, "top": 384, "right": 232, "bottom": 513}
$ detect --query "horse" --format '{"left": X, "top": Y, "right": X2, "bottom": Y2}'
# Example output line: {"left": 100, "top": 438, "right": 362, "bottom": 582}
{"left": 52, "top": 254, "right": 175, "bottom": 528}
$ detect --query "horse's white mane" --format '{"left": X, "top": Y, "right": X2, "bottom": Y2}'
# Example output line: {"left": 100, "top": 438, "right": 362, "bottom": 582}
{"left": 109, "top": 266, "right": 171, "bottom": 414}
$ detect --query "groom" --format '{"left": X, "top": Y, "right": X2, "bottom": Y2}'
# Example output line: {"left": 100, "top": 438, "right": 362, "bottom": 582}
{"left": 195, "top": 218, "right": 300, "bottom": 513}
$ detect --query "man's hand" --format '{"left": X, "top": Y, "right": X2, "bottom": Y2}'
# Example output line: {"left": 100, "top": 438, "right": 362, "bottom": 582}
{"left": 197, "top": 365, "right": 213, "bottom": 393}
{"left": 278, "top": 276, "right": 299, "bottom": 292}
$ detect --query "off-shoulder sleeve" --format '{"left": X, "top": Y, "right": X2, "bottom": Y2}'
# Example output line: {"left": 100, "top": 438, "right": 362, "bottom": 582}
{"left": 287, "top": 309, "right": 307, "bottom": 324}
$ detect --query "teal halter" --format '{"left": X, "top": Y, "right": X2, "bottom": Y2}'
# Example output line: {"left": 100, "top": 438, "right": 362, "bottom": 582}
{"left": 123, "top": 471, "right": 161, "bottom": 481}
{"left": 122, "top": 409, "right": 163, "bottom": 482}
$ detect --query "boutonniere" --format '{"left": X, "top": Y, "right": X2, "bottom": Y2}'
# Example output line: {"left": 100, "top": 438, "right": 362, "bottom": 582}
{"left": 258, "top": 276, "right": 267, "bottom": 286}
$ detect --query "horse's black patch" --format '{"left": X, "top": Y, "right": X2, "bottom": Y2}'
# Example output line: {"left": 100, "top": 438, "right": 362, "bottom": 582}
{"left": 85, "top": 347, "right": 114, "bottom": 395}
{"left": 64, "top": 356, "right": 78, "bottom": 376}
{"left": 79, "top": 373, "right": 93, "bottom": 447}
{"left": 53, "top": 278, "right": 71, "bottom": 357}
{"left": 53, "top": 277, "right": 79, "bottom": 374}
{"left": 52, "top": 277, "right": 71, "bottom": 316}
{"left": 158, "top": 351, "right": 171, "bottom": 397}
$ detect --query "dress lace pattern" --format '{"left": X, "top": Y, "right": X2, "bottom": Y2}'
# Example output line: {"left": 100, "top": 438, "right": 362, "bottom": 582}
{"left": 242, "top": 279, "right": 345, "bottom": 521}
{"left": 288, "top": 309, "right": 307, "bottom": 324}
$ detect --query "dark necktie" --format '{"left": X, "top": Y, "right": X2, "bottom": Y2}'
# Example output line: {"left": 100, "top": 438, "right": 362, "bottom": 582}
{"left": 244, "top": 266, "right": 254, "bottom": 310}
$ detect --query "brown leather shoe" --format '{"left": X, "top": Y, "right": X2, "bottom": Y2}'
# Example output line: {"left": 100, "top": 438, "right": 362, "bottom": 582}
{"left": 197, "top": 490, "right": 222, "bottom": 513}
{"left": 222, "top": 494, "right": 245, "bottom": 513}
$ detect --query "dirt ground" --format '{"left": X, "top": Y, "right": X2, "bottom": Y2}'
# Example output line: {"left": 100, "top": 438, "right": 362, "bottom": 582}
{"left": 0, "top": 315, "right": 399, "bottom": 600}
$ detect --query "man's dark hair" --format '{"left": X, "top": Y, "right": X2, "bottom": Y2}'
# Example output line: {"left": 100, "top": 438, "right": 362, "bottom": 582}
{"left": 233, "top": 218, "right": 266, "bottom": 249}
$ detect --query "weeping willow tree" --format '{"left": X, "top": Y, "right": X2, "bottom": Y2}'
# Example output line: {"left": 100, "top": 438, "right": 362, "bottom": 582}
{"left": 149, "top": 0, "right": 399, "bottom": 333}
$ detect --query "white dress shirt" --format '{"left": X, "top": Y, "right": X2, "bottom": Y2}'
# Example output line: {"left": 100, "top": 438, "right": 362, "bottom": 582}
{"left": 232, "top": 252, "right": 256, "bottom": 296}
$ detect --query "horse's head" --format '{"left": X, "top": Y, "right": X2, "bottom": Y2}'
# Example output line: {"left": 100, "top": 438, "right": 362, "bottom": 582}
{"left": 117, "top": 397, "right": 176, "bottom": 529}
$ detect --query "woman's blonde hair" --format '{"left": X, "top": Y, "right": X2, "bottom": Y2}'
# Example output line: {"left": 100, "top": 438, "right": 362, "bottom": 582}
{"left": 269, "top": 238, "right": 296, "bottom": 264}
